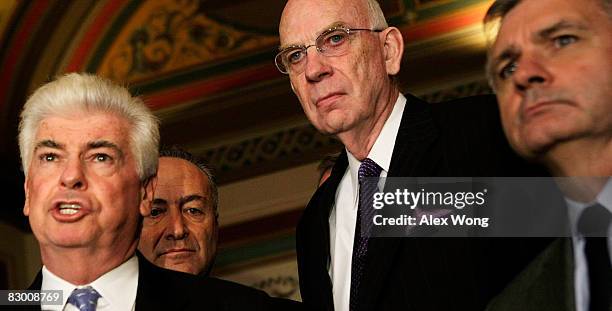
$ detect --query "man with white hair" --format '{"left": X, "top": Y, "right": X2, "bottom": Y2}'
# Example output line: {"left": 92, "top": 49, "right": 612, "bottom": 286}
{"left": 278, "top": 0, "right": 551, "bottom": 310}
{"left": 18, "top": 73, "right": 291, "bottom": 310}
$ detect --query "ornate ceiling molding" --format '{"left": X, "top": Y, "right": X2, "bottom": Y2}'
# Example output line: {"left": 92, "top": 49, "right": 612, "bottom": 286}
{"left": 96, "top": 0, "right": 278, "bottom": 83}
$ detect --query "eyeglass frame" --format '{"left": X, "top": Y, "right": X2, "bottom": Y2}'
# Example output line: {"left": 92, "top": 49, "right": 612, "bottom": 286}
{"left": 274, "top": 26, "right": 384, "bottom": 74}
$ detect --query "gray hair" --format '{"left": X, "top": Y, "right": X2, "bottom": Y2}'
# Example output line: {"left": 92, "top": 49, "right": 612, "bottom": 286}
{"left": 484, "top": 0, "right": 611, "bottom": 25}
{"left": 18, "top": 73, "right": 160, "bottom": 182}
{"left": 159, "top": 147, "right": 219, "bottom": 222}
{"left": 366, "top": 0, "right": 389, "bottom": 29}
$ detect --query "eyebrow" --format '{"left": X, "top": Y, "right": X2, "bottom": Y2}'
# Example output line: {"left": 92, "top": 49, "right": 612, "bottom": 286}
{"left": 535, "top": 20, "right": 588, "bottom": 41}
{"left": 34, "top": 139, "right": 64, "bottom": 152}
{"left": 279, "top": 21, "right": 347, "bottom": 51}
{"left": 153, "top": 198, "right": 168, "bottom": 205}
{"left": 489, "top": 20, "right": 588, "bottom": 79}
{"left": 178, "top": 194, "right": 207, "bottom": 207}
{"left": 88, "top": 140, "right": 124, "bottom": 158}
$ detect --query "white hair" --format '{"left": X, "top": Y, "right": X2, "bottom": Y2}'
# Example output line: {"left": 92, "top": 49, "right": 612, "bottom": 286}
{"left": 366, "top": 0, "right": 389, "bottom": 29}
{"left": 18, "top": 73, "right": 159, "bottom": 182}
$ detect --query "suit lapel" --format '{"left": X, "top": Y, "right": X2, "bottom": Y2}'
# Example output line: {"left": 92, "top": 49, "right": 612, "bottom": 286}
{"left": 387, "top": 94, "right": 439, "bottom": 176}
{"left": 321, "top": 153, "right": 348, "bottom": 307}
{"left": 135, "top": 253, "right": 191, "bottom": 311}
{"left": 27, "top": 270, "right": 42, "bottom": 290}
{"left": 357, "top": 95, "right": 440, "bottom": 310}
{"left": 486, "top": 238, "right": 576, "bottom": 311}
{"left": 300, "top": 152, "right": 347, "bottom": 310}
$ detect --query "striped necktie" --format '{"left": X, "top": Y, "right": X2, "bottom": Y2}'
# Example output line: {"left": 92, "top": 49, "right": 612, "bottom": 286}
{"left": 350, "top": 158, "right": 383, "bottom": 311}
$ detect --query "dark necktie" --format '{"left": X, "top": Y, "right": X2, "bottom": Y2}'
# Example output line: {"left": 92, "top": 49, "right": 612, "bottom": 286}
{"left": 577, "top": 203, "right": 611, "bottom": 311}
{"left": 350, "top": 158, "right": 382, "bottom": 311}
{"left": 67, "top": 286, "right": 101, "bottom": 311}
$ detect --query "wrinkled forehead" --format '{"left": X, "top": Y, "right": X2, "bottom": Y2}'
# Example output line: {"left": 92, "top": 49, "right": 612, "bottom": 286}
{"left": 158, "top": 157, "right": 209, "bottom": 191}
{"left": 491, "top": 0, "right": 594, "bottom": 55}
{"left": 279, "top": 0, "right": 369, "bottom": 46}
{"left": 35, "top": 112, "right": 132, "bottom": 151}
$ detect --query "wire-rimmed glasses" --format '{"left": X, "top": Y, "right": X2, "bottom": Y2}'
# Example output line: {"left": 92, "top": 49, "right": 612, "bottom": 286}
{"left": 275, "top": 26, "right": 383, "bottom": 74}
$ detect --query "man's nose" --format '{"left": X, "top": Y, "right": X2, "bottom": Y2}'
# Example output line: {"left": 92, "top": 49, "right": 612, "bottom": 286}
{"left": 512, "top": 54, "right": 552, "bottom": 93}
{"left": 166, "top": 208, "right": 188, "bottom": 240}
{"left": 304, "top": 47, "right": 332, "bottom": 82}
{"left": 59, "top": 158, "right": 86, "bottom": 190}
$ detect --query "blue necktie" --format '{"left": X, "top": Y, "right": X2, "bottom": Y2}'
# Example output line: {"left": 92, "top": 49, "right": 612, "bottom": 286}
{"left": 350, "top": 158, "right": 382, "bottom": 311}
{"left": 67, "top": 286, "right": 101, "bottom": 311}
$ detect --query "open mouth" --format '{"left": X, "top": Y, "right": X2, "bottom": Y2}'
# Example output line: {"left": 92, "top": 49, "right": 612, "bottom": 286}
{"left": 58, "top": 203, "right": 81, "bottom": 215}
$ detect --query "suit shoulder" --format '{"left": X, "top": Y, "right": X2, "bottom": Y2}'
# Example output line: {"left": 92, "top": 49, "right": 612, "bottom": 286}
{"left": 195, "top": 277, "right": 303, "bottom": 310}
{"left": 429, "top": 94, "right": 500, "bottom": 120}
{"left": 200, "top": 277, "right": 267, "bottom": 297}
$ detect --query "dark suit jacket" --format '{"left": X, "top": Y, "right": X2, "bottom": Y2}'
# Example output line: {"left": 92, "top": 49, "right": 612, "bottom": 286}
{"left": 486, "top": 238, "right": 576, "bottom": 311}
{"left": 296, "top": 94, "right": 555, "bottom": 311}
{"left": 19, "top": 252, "right": 300, "bottom": 311}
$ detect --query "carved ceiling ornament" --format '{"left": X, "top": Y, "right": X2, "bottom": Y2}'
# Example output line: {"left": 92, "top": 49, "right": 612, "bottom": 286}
{"left": 97, "top": 0, "right": 278, "bottom": 83}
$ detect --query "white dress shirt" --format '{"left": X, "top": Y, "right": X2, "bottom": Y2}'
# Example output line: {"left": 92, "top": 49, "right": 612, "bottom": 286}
{"left": 565, "top": 178, "right": 612, "bottom": 311}
{"left": 328, "top": 94, "right": 406, "bottom": 311}
{"left": 41, "top": 255, "right": 139, "bottom": 311}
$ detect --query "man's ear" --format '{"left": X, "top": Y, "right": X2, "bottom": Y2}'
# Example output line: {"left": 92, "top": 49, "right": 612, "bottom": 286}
{"left": 23, "top": 179, "right": 30, "bottom": 216}
{"left": 381, "top": 26, "right": 404, "bottom": 75}
{"left": 139, "top": 175, "right": 157, "bottom": 217}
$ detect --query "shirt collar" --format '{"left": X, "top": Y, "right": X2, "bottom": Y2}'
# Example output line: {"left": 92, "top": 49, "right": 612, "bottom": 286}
{"left": 41, "top": 255, "right": 139, "bottom": 311}
{"left": 367, "top": 93, "right": 406, "bottom": 173}
{"left": 41, "top": 266, "right": 74, "bottom": 310}
{"left": 346, "top": 93, "right": 406, "bottom": 206}
{"left": 565, "top": 178, "right": 612, "bottom": 235}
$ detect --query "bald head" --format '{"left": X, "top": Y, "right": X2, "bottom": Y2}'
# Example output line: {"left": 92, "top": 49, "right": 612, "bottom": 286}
{"left": 279, "top": 0, "right": 387, "bottom": 46}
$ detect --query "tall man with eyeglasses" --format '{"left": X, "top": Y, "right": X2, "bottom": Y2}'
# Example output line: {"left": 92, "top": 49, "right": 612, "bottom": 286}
{"left": 278, "top": 0, "right": 553, "bottom": 310}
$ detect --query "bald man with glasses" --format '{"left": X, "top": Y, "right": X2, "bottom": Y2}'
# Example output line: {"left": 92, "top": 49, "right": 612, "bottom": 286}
{"left": 277, "top": 0, "right": 553, "bottom": 310}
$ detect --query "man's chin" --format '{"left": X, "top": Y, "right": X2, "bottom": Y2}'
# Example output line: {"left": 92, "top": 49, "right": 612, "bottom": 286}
{"left": 317, "top": 121, "right": 353, "bottom": 137}
{"left": 313, "top": 112, "right": 352, "bottom": 135}
{"left": 514, "top": 137, "right": 554, "bottom": 161}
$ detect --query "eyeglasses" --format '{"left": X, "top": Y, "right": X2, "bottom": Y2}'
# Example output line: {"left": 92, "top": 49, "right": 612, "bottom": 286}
{"left": 275, "top": 26, "right": 383, "bottom": 74}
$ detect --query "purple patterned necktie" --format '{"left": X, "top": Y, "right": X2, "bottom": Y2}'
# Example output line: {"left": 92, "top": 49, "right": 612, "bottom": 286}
{"left": 350, "top": 158, "right": 383, "bottom": 311}
{"left": 67, "top": 286, "right": 101, "bottom": 311}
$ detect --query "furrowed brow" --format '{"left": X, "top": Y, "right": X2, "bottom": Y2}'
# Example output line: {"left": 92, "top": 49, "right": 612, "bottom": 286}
{"left": 87, "top": 140, "right": 124, "bottom": 158}
{"left": 152, "top": 198, "right": 168, "bottom": 205}
{"left": 178, "top": 194, "right": 206, "bottom": 206}
{"left": 279, "top": 21, "right": 346, "bottom": 50}
{"left": 34, "top": 139, "right": 64, "bottom": 152}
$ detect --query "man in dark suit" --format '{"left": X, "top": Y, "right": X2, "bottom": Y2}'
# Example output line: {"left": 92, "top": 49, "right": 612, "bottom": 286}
{"left": 16, "top": 73, "right": 293, "bottom": 311}
{"left": 484, "top": 0, "right": 612, "bottom": 310}
{"left": 276, "top": 0, "right": 552, "bottom": 310}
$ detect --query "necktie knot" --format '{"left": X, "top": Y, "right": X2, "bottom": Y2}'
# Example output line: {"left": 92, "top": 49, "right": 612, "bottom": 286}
{"left": 358, "top": 158, "right": 383, "bottom": 181}
{"left": 577, "top": 203, "right": 611, "bottom": 237}
{"left": 67, "top": 286, "right": 101, "bottom": 311}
